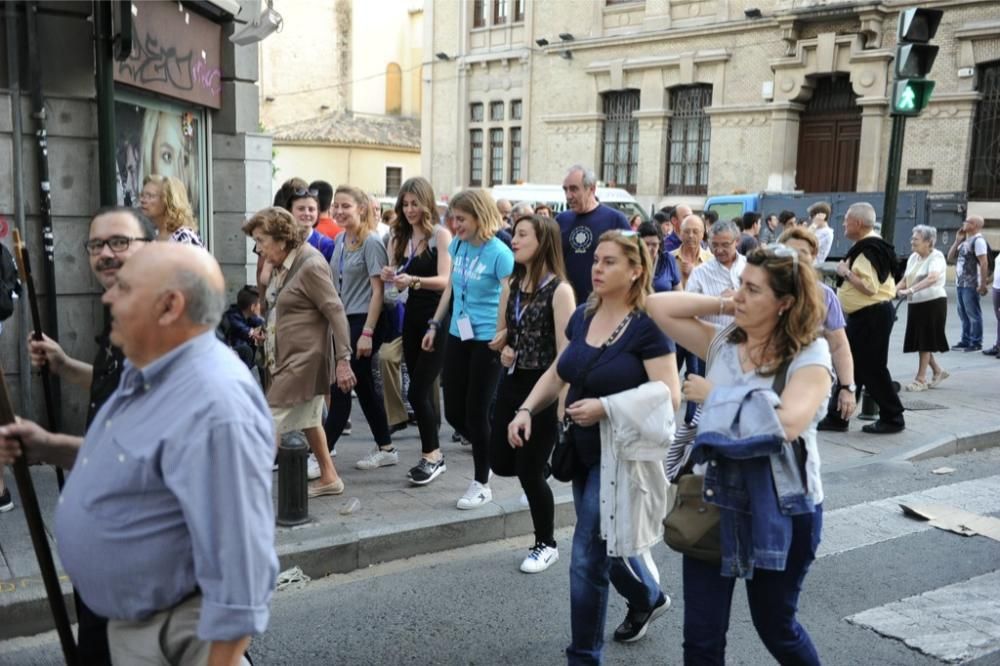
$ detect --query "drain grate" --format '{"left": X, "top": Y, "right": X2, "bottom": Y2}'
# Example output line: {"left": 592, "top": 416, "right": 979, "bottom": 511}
{"left": 901, "top": 399, "right": 947, "bottom": 411}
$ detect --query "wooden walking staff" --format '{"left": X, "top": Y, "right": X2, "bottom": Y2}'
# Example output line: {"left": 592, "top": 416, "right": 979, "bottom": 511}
{"left": 0, "top": 370, "right": 79, "bottom": 665}
{"left": 12, "top": 228, "right": 64, "bottom": 487}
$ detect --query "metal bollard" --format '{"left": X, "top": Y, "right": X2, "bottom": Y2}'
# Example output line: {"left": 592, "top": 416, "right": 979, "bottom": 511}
{"left": 276, "top": 430, "right": 310, "bottom": 526}
{"left": 858, "top": 387, "right": 879, "bottom": 421}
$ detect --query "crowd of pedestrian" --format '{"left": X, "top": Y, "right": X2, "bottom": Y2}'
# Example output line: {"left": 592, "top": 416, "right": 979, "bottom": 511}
{"left": 0, "top": 161, "right": 997, "bottom": 666}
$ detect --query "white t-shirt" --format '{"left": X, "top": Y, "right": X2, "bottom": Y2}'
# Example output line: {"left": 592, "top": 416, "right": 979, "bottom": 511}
{"left": 705, "top": 331, "right": 832, "bottom": 505}
{"left": 813, "top": 226, "right": 834, "bottom": 264}
{"left": 903, "top": 249, "right": 947, "bottom": 303}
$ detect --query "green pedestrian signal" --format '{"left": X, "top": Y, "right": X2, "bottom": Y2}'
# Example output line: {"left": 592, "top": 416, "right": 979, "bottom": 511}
{"left": 892, "top": 79, "right": 935, "bottom": 116}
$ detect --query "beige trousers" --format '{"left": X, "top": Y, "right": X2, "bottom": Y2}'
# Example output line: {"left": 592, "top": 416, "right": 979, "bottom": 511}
{"left": 380, "top": 337, "right": 409, "bottom": 426}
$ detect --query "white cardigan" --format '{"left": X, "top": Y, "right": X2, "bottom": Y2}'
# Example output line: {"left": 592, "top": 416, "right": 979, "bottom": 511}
{"left": 599, "top": 381, "right": 676, "bottom": 558}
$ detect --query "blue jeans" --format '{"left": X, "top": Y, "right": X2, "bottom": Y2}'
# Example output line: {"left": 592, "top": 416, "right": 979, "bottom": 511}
{"left": 957, "top": 286, "right": 983, "bottom": 347}
{"left": 682, "top": 506, "right": 823, "bottom": 666}
{"left": 567, "top": 464, "right": 664, "bottom": 665}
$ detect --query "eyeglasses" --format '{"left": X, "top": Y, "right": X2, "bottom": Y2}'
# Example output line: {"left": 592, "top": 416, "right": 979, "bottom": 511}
{"left": 84, "top": 236, "right": 148, "bottom": 256}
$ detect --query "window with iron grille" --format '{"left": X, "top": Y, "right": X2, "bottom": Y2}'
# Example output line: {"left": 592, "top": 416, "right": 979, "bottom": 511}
{"left": 601, "top": 90, "right": 640, "bottom": 194}
{"left": 511, "top": 99, "right": 522, "bottom": 120}
{"left": 385, "top": 167, "right": 402, "bottom": 197}
{"left": 969, "top": 62, "right": 1000, "bottom": 200}
{"left": 470, "top": 102, "right": 484, "bottom": 122}
{"left": 513, "top": 0, "right": 525, "bottom": 22}
{"left": 490, "top": 128, "right": 504, "bottom": 186}
{"left": 493, "top": 0, "right": 508, "bottom": 24}
{"left": 509, "top": 127, "right": 522, "bottom": 183}
{"left": 473, "top": 0, "right": 485, "bottom": 27}
{"left": 470, "top": 129, "right": 484, "bottom": 186}
{"left": 490, "top": 101, "right": 504, "bottom": 121}
{"left": 666, "top": 85, "right": 712, "bottom": 195}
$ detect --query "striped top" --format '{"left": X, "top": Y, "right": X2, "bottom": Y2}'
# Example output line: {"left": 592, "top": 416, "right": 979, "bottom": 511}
{"left": 685, "top": 255, "right": 747, "bottom": 326}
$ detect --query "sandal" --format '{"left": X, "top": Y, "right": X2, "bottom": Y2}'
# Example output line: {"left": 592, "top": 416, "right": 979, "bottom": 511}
{"left": 929, "top": 370, "right": 950, "bottom": 388}
{"left": 905, "top": 380, "right": 928, "bottom": 392}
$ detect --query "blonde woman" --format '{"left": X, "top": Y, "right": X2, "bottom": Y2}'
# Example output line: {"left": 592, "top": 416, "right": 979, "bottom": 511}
{"left": 509, "top": 230, "right": 680, "bottom": 659}
{"left": 422, "top": 189, "right": 514, "bottom": 508}
{"left": 140, "top": 175, "right": 203, "bottom": 246}
{"left": 325, "top": 185, "right": 394, "bottom": 465}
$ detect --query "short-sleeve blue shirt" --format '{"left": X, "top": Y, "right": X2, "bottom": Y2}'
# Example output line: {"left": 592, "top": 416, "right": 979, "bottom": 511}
{"left": 557, "top": 306, "right": 675, "bottom": 466}
{"left": 652, "top": 251, "right": 682, "bottom": 293}
{"left": 448, "top": 236, "right": 514, "bottom": 340}
{"left": 557, "top": 204, "right": 630, "bottom": 302}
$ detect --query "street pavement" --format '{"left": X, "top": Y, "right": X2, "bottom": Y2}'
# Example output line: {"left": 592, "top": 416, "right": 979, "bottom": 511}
{"left": 1, "top": 289, "right": 999, "bottom": 647}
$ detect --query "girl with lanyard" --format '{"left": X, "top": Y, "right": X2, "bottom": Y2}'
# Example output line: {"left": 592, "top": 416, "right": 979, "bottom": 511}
{"left": 380, "top": 177, "right": 454, "bottom": 484}
{"left": 488, "top": 215, "right": 575, "bottom": 573}
{"left": 325, "top": 185, "right": 395, "bottom": 467}
{"left": 423, "top": 189, "right": 514, "bottom": 509}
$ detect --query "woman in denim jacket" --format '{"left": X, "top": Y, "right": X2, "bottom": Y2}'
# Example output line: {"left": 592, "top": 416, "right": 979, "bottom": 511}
{"left": 648, "top": 247, "right": 833, "bottom": 666}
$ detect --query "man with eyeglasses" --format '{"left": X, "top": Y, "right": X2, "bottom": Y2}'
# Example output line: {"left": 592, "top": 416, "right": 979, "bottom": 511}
{"left": 14, "top": 206, "right": 155, "bottom": 664}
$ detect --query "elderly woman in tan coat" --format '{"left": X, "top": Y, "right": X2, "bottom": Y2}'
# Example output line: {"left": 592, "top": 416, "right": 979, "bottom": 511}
{"left": 243, "top": 207, "right": 356, "bottom": 497}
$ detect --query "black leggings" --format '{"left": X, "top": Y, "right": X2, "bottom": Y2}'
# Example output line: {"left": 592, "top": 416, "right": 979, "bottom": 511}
{"left": 402, "top": 310, "right": 449, "bottom": 454}
{"left": 442, "top": 335, "right": 502, "bottom": 484}
{"left": 325, "top": 313, "right": 392, "bottom": 449}
{"left": 490, "top": 368, "right": 558, "bottom": 546}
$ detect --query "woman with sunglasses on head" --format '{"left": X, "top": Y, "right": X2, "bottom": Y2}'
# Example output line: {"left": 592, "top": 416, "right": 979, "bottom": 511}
{"left": 422, "top": 189, "right": 514, "bottom": 509}
{"left": 488, "top": 215, "right": 575, "bottom": 573}
{"left": 509, "top": 230, "right": 680, "bottom": 662}
{"left": 324, "top": 185, "right": 395, "bottom": 467}
{"left": 287, "top": 188, "right": 335, "bottom": 262}
{"left": 380, "top": 177, "right": 453, "bottom": 483}
{"left": 646, "top": 246, "right": 832, "bottom": 666}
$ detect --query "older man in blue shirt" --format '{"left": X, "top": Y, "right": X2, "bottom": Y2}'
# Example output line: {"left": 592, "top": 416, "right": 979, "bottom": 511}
{"left": 0, "top": 243, "right": 277, "bottom": 665}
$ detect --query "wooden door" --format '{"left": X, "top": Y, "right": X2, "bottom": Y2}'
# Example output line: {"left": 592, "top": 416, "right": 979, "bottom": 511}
{"left": 795, "top": 75, "right": 861, "bottom": 193}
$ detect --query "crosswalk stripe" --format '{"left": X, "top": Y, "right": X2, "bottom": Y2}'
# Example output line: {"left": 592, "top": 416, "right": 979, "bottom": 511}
{"left": 846, "top": 570, "right": 1000, "bottom": 663}
{"left": 819, "top": 475, "right": 1000, "bottom": 558}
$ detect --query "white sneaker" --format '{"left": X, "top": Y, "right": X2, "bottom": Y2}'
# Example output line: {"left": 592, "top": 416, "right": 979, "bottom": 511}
{"left": 356, "top": 447, "right": 399, "bottom": 470}
{"left": 520, "top": 543, "right": 559, "bottom": 574}
{"left": 307, "top": 454, "right": 321, "bottom": 480}
{"left": 456, "top": 480, "right": 492, "bottom": 509}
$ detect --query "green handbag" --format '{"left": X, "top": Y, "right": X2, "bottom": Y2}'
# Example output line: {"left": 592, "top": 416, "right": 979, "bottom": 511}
{"left": 662, "top": 472, "right": 721, "bottom": 564}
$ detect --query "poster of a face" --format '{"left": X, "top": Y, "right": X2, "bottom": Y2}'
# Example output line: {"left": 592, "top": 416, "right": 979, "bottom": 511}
{"left": 115, "top": 100, "right": 202, "bottom": 222}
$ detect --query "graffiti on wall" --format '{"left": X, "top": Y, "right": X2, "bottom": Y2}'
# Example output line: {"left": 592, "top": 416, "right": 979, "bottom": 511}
{"left": 114, "top": 1, "right": 222, "bottom": 109}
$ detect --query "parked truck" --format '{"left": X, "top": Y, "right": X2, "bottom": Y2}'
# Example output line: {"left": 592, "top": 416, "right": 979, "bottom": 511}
{"left": 703, "top": 191, "right": 967, "bottom": 260}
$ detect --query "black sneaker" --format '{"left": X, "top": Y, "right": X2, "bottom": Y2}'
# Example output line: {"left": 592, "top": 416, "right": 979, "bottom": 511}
{"left": 451, "top": 431, "right": 462, "bottom": 443}
{"left": 963, "top": 345, "right": 982, "bottom": 352}
{"left": 0, "top": 488, "right": 13, "bottom": 513}
{"left": 408, "top": 457, "right": 446, "bottom": 485}
{"left": 817, "top": 416, "right": 849, "bottom": 432}
{"left": 983, "top": 346, "right": 999, "bottom": 356}
{"left": 951, "top": 343, "right": 970, "bottom": 351}
{"left": 613, "top": 594, "right": 671, "bottom": 643}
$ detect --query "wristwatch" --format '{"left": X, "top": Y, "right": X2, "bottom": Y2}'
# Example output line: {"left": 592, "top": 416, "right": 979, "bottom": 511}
{"left": 839, "top": 383, "right": 857, "bottom": 393}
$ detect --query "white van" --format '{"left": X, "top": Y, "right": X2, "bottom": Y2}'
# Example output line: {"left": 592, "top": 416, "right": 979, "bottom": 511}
{"left": 490, "top": 183, "right": 649, "bottom": 222}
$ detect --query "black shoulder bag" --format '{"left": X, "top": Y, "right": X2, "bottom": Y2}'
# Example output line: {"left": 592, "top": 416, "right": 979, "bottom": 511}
{"left": 549, "top": 312, "right": 634, "bottom": 482}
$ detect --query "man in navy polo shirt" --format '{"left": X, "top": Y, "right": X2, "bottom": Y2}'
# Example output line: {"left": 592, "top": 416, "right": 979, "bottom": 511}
{"left": 557, "top": 165, "right": 630, "bottom": 302}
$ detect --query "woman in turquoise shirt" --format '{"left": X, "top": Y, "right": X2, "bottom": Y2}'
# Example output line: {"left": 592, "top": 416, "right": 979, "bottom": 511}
{"left": 423, "top": 189, "right": 514, "bottom": 510}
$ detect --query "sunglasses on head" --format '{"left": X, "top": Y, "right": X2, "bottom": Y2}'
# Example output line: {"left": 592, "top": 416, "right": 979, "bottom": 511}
{"left": 292, "top": 188, "right": 318, "bottom": 198}
{"left": 765, "top": 244, "right": 801, "bottom": 294}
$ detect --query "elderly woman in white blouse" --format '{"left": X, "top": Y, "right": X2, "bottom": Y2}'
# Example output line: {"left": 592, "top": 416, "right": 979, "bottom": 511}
{"left": 897, "top": 225, "right": 950, "bottom": 391}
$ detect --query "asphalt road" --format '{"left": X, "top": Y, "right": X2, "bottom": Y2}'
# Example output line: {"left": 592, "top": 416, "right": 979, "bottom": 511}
{"left": 4, "top": 446, "right": 1000, "bottom": 666}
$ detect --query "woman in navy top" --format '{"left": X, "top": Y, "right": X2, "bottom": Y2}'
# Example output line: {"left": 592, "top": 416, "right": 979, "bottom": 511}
{"left": 637, "top": 221, "right": 681, "bottom": 294}
{"left": 423, "top": 189, "right": 514, "bottom": 510}
{"left": 509, "top": 230, "right": 681, "bottom": 663}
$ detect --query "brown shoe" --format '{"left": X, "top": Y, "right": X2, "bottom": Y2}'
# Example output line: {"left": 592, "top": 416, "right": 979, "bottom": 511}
{"left": 308, "top": 478, "right": 345, "bottom": 497}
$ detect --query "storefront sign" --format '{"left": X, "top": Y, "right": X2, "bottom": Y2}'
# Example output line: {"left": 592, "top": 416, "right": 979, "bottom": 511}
{"left": 115, "top": 1, "right": 222, "bottom": 109}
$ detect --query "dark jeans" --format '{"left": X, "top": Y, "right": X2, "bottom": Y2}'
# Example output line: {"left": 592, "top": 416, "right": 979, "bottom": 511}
{"left": 402, "top": 311, "right": 449, "bottom": 454}
{"left": 682, "top": 506, "right": 823, "bottom": 666}
{"left": 489, "top": 367, "right": 557, "bottom": 546}
{"left": 75, "top": 591, "right": 112, "bottom": 665}
{"left": 567, "top": 463, "right": 664, "bottom": 665}
{"left": 957, "top": 286, "right": 983, "bottom": 347}
{"left": 676, "top": 343, "right": 705, "bottom": 424}
{"left": 442, "top": 335, "right": 502, "bottom": 484}
{"left": 827, "top": 301, "right": 904, "bottom": 427}
{"left": 325, "top": 313, "right": 392, "bottom": 449}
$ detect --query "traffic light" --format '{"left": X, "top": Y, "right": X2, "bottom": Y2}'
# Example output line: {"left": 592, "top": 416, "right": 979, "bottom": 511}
{"left": 891, "top": 8, "right": 942, "bottom": 116}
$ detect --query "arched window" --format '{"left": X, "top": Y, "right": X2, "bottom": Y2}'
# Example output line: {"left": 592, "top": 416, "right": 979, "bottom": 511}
{"left": 385, "top": 63, "right": 402, "bottom": 115}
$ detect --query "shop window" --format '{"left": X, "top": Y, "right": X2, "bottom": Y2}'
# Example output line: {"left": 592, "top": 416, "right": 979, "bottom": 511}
{"left": 386, "top": 167, "right": 403, "bottom": 197}
{"left": 470, "top": 129, "right": 484, "bottom": 186}
{"left": 666, "top": 85, "right": 712, "bottom": 196}
{"left": 601, "top": 90, "right": 640, "bottom": 194}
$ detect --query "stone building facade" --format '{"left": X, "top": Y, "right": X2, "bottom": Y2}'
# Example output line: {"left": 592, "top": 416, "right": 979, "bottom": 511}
{"left": 422, "top": 0, "right": 1000, "bottom": 218}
